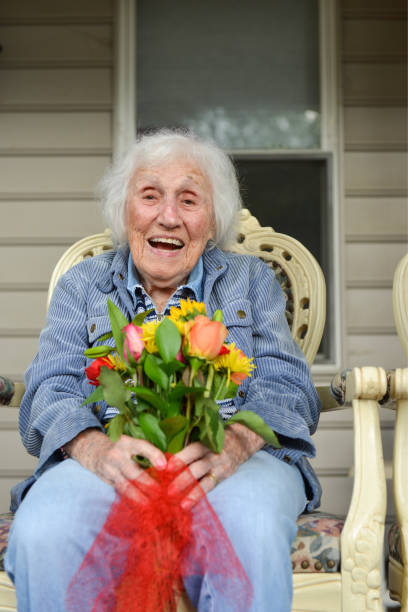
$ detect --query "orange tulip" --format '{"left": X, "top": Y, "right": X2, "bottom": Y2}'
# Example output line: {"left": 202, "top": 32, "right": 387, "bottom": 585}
{"left": 186, "top": 315, "right": 228, "bottom": 360}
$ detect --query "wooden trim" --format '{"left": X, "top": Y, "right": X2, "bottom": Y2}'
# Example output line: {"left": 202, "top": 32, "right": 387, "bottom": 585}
{"left": 0, "top": 192, "right": 95, "bottom": 201}
{"left": 0, "top": 329, "right": 41, "bottom": 338}
{"left": 343, "top": 11, "right": 407, "bottom": 20}
{"left": 0, "top": 60, "right": 113, "bottom": 69}
{"left": 346, "top": 234, "right": 408, "bottom": 243}
{"left": 343, "top": 55, "right": 407, "bottom": 64}
{"left": 345, "top": 143, "right": 407, "bottom": 152}
{"left": 0, "top": 283, "right": 48, "bottom": 292}
{"left": 344, "top": 98, "right": 407, "bottom": 107}
{"left": 0, "top": 237, "right": 85, "bottom": 246}
{"left": 346, "top": 280, "right": 393, "bottom": 289}
{"left": 0, "top": 148, "right": 111, "bottom": 157}
{"left": 0, "top": 103, "right": 112, "bottom": 112}
{"left": 345, "top": 189, "right": 408, "bottom": 198}
{"left": 0, "top": 16, "right": 113, "bottom": 26}
{"left": 347, "top": 326, "right": 397, "bottom": 335}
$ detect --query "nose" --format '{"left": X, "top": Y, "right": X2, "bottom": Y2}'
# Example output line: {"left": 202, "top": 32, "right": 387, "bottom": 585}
{"left": 157, "top": 197, "right": 181, "bottom": 228}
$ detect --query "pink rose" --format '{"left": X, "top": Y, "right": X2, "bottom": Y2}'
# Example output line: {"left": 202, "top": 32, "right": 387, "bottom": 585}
{"left": 123, "top": 324, "right": 145, "bottom": 362}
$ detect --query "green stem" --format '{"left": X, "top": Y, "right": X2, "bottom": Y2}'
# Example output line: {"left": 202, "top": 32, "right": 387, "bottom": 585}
{"left": 214, "top": 373, "right": 227, "bottom": 400}
{"left": 204, "top": 364, "right": 215, "bottom": 398}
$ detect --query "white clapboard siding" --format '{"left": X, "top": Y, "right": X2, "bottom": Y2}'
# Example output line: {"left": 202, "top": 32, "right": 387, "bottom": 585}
{"left": 343, "top": 19, "right": 406, "bottom": 60}
{"left": 0, "top": 201, "right": 106, "bottom": 241}
{"left": 345, "top": 197, "right": 407, "bottom": 236}
{"left": 0, "top": 0, "right": 113, "bottom": 21}
{"left": 0, "top": 112, "right": 112, "bottom": 150}
{"left": 346, "top": 288, "right": 395, "bottom": 329}
{"left": 0, "top": 156, "right": 110, "bottom": 195}
{"left": 0, "top": 0, "right": 113, "bottom": 511}
{"left": 0, "top": 69, "right": 112, "bottom": 108}
{"left": 344, "top": 108, "right": 407, "bottom": 151}
{"left": 343, "top": 63, "right": 407, "bottom": 106}
{"left": 0, "top": 25, "right": 112, "bottom": 65}
{"left": 346, "top": 243, "right": 408, "bottom": 285}
{"left": 0, "top": 292, "right": 47, "bottom": 331}
{"left": 347, "top": 335, "right": 407, "bottom": 369}
{"left": 344, "top": 151, "right": 408, "bottom": 194}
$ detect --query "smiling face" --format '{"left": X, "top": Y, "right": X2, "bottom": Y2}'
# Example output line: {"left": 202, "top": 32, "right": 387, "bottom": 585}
{"left": 125, "top": 158, "right": 215, "bottom": 297}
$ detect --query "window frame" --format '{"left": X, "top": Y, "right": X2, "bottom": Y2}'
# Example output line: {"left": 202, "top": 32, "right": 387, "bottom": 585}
{"left": 112, "top": 0, "right": 343, "bottom": 379}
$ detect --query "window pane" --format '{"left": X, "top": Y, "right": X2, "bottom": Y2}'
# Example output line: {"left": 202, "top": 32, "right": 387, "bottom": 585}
{"left": 136, "top": 0, "right": 320, "bottom": 149}
{"left": 234, "top": 157, "right": 331, "bottom": 360}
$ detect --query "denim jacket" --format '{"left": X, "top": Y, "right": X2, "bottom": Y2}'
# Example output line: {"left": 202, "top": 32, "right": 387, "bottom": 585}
{"left": 12, "top": 246, "right": 321, "bottom": 511}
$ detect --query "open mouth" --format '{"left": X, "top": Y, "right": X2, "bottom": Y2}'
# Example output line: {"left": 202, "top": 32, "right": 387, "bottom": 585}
{"left": 148, "top": 237, "right": 184, "bottom": 251}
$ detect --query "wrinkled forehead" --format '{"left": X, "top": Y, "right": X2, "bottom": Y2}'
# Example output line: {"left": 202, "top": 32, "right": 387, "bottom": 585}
{"left": 129, "top": 157, "right": 213, "bottom": 197}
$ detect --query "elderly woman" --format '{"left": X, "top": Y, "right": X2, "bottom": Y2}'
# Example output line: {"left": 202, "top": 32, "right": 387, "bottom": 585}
{"left": 5, "top": 130, "right": 321, "bottom": 611}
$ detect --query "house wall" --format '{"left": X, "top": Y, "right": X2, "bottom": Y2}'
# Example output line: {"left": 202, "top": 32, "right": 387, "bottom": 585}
{"left": 0, "top": 0, "right": 406, "bottom": 520}
{"left": 0, "top": 0, "right": 114, "bottom": 510}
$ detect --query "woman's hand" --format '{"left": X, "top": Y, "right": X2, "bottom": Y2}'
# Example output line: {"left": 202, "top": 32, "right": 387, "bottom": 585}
{"left": 173, "top": 423, "right": 265, "bottom": 505}
{"left": 64, "top": 428, "right": 167, "bottom": 496}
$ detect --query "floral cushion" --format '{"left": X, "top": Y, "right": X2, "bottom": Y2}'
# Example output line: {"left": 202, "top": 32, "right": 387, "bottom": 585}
{"left": 388, "top": 523, "right": 403, "bottom": 565}
{"left": 292, "top": 512, "right": 343, "bottom": 573}
{"left": 0, "top": 510, "right": 343, "bottom": 574}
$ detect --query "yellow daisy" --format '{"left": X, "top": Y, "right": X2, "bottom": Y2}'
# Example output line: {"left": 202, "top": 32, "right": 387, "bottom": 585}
{"left": 106, "top": 353, "right": 127, "bottom": 372}
{"left": 213, "top": 343, "right": 256, "bottom": 384}
{"left": 169, "top": 298, "right": 206, "bottom": 323}
{"left": 141, "top": 320, "right": 160, "bottom": 353}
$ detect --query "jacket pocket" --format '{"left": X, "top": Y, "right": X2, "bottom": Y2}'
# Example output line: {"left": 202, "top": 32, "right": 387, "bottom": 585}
{"left": 87, "top": 315, "right": 113, "bottom": 345}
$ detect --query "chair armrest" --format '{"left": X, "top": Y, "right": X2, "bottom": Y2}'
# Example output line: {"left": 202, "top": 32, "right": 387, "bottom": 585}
{"left": 339, "top": 367, "right": 388, "bottom": 610}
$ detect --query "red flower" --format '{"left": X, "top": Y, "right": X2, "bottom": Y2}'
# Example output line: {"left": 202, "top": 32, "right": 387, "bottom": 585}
{"left": 85, "top": 357, "right": 114, "bottom": 386}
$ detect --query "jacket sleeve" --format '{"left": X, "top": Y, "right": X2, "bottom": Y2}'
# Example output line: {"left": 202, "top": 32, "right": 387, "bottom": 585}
{"left": 19, "top": 268, "right": 104, "bottom": 476}
{"left": 231, "top": 257, "right": 321, "bottom": 463}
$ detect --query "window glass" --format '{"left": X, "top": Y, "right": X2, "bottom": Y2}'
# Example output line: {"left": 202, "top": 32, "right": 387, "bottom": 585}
{"left": 137, "top": 0, "right": 320, "bottom": 149}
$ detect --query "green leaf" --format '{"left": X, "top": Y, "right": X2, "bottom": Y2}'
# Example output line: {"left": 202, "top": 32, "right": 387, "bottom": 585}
{"left": 160, "top": 415, "right": 189, "bottom": 453}
{"left": 198, "top": 408, "right": 225, "bottom": 453}
{"left": 81, "top": 385, "right": 105, "bottom": 406}
{"left": 84, "top": 345, "right": 113, "bottom": 358}
{"left": 212, "top": 309, "right": 223, "bottom": 322}
{"left": 155, "top": 318, "right": 181, "bottom": 363}
{"left": 107, "top": 414, "right": 126, "bottom": 442}
{"left": 128, "top": 386, "right": 166, "bottom": 415}
{"left": 96, "top": 331, "right": 113, "bottom": 343}
{"left": 167, "top": 384, "right": 205, "bottom": 403}
{"left": 144, "top": 354, "right": 169, "bottom": 390}
{"left": 125, "top": 420, "right": 146, "bottom": 440}
{"left": 139, "top": 412, "right": 168, "bottom": 451}
{"left": 131, "top": 309, "right": 153, "bottom": 326}
{"left": 99, "top": 367, "right": 131, "bottom": 413}
{"left": 227, "top": 411, "right": 281, "bottom": 448}
{"left": 107, "top": 299, "right": 129, "bottom": 359}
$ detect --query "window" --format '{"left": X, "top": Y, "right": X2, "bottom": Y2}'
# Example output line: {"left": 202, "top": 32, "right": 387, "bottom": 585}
{"left": 114, "top": 0, "right": 341, "bottom": 370}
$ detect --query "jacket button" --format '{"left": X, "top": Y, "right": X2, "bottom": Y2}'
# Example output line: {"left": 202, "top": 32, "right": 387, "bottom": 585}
{"left": 237, "top": 310, "right": 246, "bottom": 318}
{"left": 283, "top": 455, "right": 291, "bottom": 463}
{"left": 118, "top": 273, "right": 124, "bottom": 280}
{"left": 238, "top": 390, "right": 245, "bottom": 398}
{"left": 90, "top": 323, "right": 96, "bottom": 332}
{"left": 217, "top": 265, "right": 223, "bottom": 270}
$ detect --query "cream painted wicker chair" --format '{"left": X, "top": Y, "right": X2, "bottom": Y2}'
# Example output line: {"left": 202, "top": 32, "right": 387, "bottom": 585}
{"left": 387, "top": 252, "right": 408, "bottom": 609}
{"left": 0, "top": 209, "right": 388, "bottom": 612}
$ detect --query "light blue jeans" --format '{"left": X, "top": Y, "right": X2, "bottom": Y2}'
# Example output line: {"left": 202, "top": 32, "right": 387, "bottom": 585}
{"left": 5, "top": 451, "right": 306, "bottom": 612}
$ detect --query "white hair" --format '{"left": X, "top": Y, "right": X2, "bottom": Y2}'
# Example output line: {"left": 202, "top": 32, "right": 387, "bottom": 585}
{"left": 97, "top": 129, "right": 242, "bottom": 248}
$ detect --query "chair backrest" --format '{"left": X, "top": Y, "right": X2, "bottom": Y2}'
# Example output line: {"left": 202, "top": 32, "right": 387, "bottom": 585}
{"left": 393, "top": 251, "right": 408, "bottom": 360}
{"left": 47, "top": 209, "right": 326, "bottom": 366}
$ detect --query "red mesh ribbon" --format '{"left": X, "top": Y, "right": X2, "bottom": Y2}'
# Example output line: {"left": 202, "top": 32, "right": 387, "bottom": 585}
{"left": 66, "top": 455, "right": 253, "bottom": 611}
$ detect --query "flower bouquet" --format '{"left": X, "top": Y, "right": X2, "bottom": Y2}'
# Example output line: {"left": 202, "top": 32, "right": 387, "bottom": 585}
{"left": 83, "top": 298, "right": 280, "bottom": 457}
{"left": 68, "top": 299, "right": 281, "bottom": 612}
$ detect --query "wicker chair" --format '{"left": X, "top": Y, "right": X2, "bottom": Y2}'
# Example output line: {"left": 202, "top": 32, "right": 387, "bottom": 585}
{"left": 0, "top": 209, "right": 389, "bottom": 611}
{"left": 386, "top": 252, "right": 408, "bottom": 609}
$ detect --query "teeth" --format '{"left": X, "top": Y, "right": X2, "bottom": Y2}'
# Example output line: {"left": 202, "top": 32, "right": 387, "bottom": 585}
{"left": 150, "top": 237, "right": 183, "bottom": 246}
